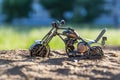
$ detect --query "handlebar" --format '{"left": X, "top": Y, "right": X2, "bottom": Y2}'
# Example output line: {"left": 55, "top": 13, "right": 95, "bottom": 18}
{"left": 51, "top": 20, "right": 65, "bottom": 28}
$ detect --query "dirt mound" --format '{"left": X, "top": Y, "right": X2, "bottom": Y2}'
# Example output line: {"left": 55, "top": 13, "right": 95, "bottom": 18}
{"left": 0, "top": 49, "right": 120, "bottom": 80}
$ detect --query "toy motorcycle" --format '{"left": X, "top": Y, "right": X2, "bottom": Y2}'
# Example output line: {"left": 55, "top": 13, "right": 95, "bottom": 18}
{"left": 29, "top": 20, "right": 107, "bottom": 58}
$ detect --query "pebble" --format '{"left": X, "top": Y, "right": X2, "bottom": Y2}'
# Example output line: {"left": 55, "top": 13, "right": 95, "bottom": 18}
{"left": 74, "top": 59, "right": 78, "bottom": 62}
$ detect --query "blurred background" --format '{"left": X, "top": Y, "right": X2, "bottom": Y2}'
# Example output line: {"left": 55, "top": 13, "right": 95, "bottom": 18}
{"left": 0, "top": 0, "right": 120, "bottom": 50}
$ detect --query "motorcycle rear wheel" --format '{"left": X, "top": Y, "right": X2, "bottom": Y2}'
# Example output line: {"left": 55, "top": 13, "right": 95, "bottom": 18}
{"left": 85, "top": 46, "right": 104, "bottom": 59}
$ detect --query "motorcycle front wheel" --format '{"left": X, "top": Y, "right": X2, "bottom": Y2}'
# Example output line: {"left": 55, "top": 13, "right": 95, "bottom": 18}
{"left": 29, "top": 44, "right": 50, "bottom": 57}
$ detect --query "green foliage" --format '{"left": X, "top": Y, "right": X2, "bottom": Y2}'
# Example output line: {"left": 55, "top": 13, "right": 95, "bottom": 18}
{"left": 2, "top": 0, "right": 107, "bottom": 23}
{"left": 0, "top": 26, "right": 119, "bottom": 50}
{"left": 40, "top": 0, "right": 107, "bottom": 23}
{"left": 2, "top": 0, "right": 32, "bottom": 23}
{"left": 72, "top": 0, "right": 107, "bottom": 23}
{"left": 40, "top": 0, "right": 73, "bottom": 20}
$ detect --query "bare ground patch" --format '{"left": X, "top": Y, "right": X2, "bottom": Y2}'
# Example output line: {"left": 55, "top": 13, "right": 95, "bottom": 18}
{"left": 0, "top": 49, "right": 120, "bottom": 80}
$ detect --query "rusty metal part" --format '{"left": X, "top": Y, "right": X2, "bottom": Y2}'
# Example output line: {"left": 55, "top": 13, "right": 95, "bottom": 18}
{"left": 101, "top": 36, "right": 107, "bottom": 46}
{"left": 61, "top": 20, "right": 65, "bottom": 25}
{"left": 65, "top": 38, "right": 75, "bottom": 57}
{"left": 85, "top": 46, "right": 104, "bottom": 59}
{"left": 30, "top": 44, "right": 50, "bottom": 57}
{"left": 62, "top": 29, "right": 79, "bottom": 38}
{"left": 30, "top": 44, "right": 40, "bottom": 57}
{"left": 51, "top": 21, "right": 60, "bottom": 28}
{"left": 77, "top": 43, "right": 88, "bottom": 53}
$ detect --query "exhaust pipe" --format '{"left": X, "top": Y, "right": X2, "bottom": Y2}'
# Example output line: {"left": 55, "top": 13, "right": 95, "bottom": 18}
{"left": 95, "top": 28, "right": 107, "bottom": 43}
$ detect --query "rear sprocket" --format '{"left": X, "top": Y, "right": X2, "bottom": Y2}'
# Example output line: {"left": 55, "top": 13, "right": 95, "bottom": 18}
{"left": 85, "top": 46, "right": 104, "bottom": 59}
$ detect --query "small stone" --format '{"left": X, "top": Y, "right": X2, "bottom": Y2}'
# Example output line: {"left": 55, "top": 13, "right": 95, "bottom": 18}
{"left": 74, "top": 59, "right": 78, "bottom": 62}
{"left": 113, "top": 53, "right": 118, "bottom": 57}
{"left": 103, "top": 69, "right": 107, "bottom": 73}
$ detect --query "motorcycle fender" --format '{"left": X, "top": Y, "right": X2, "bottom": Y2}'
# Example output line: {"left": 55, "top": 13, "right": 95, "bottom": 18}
{"left": 34, "top": 40, "right": 42, "bottom": 44}
{"left": 29, "top": 40, "right": 42, "bottom": 50}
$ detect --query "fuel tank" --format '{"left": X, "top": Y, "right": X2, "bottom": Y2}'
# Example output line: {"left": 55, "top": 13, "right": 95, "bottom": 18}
{"left": 62, "top": 29, "right": 79, "bottom": 38}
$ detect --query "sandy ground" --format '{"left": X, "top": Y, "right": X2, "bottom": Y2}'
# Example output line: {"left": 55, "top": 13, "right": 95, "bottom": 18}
{"left": 0, "top": 49, "right": 120, "bottom": 80}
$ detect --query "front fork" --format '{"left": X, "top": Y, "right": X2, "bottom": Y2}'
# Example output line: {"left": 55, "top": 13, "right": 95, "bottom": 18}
{"left": 36, "top": 29, "right": 57, "bottom": 55}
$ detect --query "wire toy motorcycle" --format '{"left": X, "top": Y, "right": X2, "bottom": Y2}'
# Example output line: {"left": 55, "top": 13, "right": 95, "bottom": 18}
{"left": 29, "top": 20, "right": 107, "bottom": 59}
